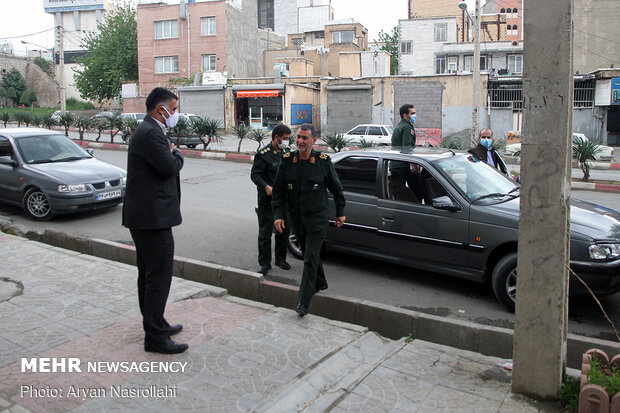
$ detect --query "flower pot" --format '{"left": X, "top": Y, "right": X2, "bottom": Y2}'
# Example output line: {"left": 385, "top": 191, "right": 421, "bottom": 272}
{"left": 579, "top": 349, "right": 620, "bottom": 413}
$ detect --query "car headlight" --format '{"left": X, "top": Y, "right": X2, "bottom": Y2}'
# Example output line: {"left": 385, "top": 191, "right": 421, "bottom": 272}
{"left": 58, "top": 184, "right": 88, "bottom": 193}
{"left": 121, "top": 176, "right": 127, "bottom": 185}
{"left": 588, "top": 243, "right": 620, "bottom": 260}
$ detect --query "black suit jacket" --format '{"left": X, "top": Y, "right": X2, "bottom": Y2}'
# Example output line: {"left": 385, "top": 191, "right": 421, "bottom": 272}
{"left": 122, "top": 116, "right": 184, "bottom": 230}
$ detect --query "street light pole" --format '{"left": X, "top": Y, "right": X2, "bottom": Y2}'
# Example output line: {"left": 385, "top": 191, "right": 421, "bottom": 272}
{"left": 459, "top": 0, "right": 482, "bottom": 146}
{"left": 472, "top": 0, "right": 481, "bottom": 146}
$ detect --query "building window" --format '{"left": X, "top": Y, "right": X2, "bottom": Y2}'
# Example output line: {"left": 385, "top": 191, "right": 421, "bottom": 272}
{"left": 202, "top": 54, "right": 216, "bottom": 71}
{"left": 400, "top": 41, "right": 412, "bottom": 55}
{"left": 332, "top": 30, "right": 354, "bottom": 44}
{"left": 507, "top": 55, "right": 523, "bottom": 74}
{"left": 512, "top": 8, "right": 518, "bottom": 18}
{"left": 574, "top": 79, "right": 595, "bottom": 108}
{"left": 434, "top": 23, "right": 447, "bottom": 42}
{"left": 435, "top": 55, "right": 446, "bottom": 74}
{"left": 464, "top": 55, "right": 473, "bottom": 71}
{"left": 315, "top": 31, "right": 325, "bottom": 39}
{"left": 447, "top": 56, "right": 458, "bottom": 72}
{"left": 500, "top": 8, "right": 506, "bottom": 13}
{"left": 512, "top": 24, "right": 518, "bottom": 35}
{"left": 258, "top": 0, "right": 274, "bottom": 30}
{"left": 506, "top": 8, "right": 512, "bottom": 14}
{"left": 155, "top": 56, "right": 179, "bottom": 73}
{"left": 154, "top": 20, "right": 178, "bottom": 39}
{"left": 201, "top": 17, "right": 216, "bottom": 36}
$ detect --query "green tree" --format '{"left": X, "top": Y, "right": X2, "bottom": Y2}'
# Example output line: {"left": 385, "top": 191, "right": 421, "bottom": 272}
{"left": 573, "top": 137, "right": 601, "bottom": 181}
{"left": 6, "top": 87, "right": 17, "bottom": 106}
{"left": 33, "top": 57, "right": 54, "bottom": 77}
{"left": 19, "top": 91, "right": 31, "bottom": 106}
{"left": 375, "top": 26, "right": 399, "bottom": 75}
{"left": 232, "top": 123, "right": 251, "bottom": 153}
{"left": 249, "top": 128, "right": 269, "bottom": 151}
{"left": 0, "top": 111, "right": 10, "bottom": 127}
{"left": 107, "top": 114, "right": 124, "bottom": 142}
{"left": 191, "top": 117, "right": 222, "bottom": 150}
{"left": 74, "top": 116, "right": 91, "bottom": 140}
{"left": 58, "top": 112, "right": 75, "bottom": 136}
{"left": 0, "top": 87, "right": 6, "bottom": 106}
{"left": 74, "top": 4, "right": 138, "bottom": 103}
{"left": 1, "top": 68, "right": 27, "bottom": 104}
{"left": 321, "top": 133, "right": 353, "bottom": 153}
{"left": 28, "top": 91, "right": 37, "bottom": 106}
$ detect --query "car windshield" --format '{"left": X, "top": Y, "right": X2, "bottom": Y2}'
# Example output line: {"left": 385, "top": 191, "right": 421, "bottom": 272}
{"left": 135, "top": 114, "right": 146, "bottom": 120}
{"left": 385, "top": 125, "right": 394, "bottom": 134}
{"left": 15, "top": 134, "right": 91, "bottom": 164}
{"left": 433, "top": 155, "right": 518, "bottom": 202}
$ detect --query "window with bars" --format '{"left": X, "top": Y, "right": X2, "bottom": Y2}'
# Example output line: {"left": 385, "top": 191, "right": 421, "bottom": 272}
{"left": 154, "top": 20, "right": 178, "bottom": 39}
{"left": 155, "top": 56, "right": 179, "bottom": 74}
{"left": 435, "top": 55, "right": 446, "bottom": 74}
{"left": 488, "top": 82, "right": 522, "bottom": 108}
{"left": 574, "top": 79, "right": 595, "bottom": 108}
{"left": 201, "top": 17, "right": 216, "bottom": 36}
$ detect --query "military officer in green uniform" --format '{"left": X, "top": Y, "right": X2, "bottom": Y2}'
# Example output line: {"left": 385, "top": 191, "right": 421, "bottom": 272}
{"left": 390, "top": 104, "right": 418, "bottom": 197}
{"left": 251, "top": 124, "right": 292, "bottom": 275}
{"left": 273, "top": 123, "right": 346, "bottom": 317}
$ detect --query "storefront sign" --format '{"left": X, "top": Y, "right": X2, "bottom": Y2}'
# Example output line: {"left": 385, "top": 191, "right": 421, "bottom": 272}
{"left": 291, "top": 104, "right": 312, "bottom": 125}
{"left": 612, "top": 78, "right": 620, "bottom": 105}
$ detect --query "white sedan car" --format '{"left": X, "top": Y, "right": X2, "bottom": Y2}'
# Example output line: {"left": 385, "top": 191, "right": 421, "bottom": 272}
{"left": 504, "top": 133, "right": 614, "bottom": 161}
{"left": 343, "top": 124, "right": 394, "bottom": 146}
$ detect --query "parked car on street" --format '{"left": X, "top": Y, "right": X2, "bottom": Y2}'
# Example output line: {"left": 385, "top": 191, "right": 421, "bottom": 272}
{"left": 343, "top": 124, "right": 394, "bottom": 146}
{"left": 287, "top": 148, "right": 620, "bottom": 310}
{"left": 90, "top": 111, "right": 114, "bottom": 121}
{"left": 0, "top": 128, "right": 126, "bottom": 220}
{"left": 120, "top": 113, "right": 146, "bottom": 142}
{"left": 167, "top": 113, "right": 203, "bottom": 148}
{"left": 504, "top": 133, "right": 614, "bottom": 161}
{"left": 50, "top": 110, "right": 62, "bottom": 121}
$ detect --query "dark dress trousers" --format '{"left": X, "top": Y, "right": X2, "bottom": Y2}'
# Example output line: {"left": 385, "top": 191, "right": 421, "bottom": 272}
{"left": 122, "top": 116, "right": 184, "bottom": 344}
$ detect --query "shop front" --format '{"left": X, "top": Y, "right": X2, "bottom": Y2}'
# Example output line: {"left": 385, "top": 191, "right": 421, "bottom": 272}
{"left": 233, "top": 84, "right": 284, "bottom": 129}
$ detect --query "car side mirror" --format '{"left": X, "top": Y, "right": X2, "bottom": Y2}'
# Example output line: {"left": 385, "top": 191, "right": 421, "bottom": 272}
{"left": 0, "top": 156, "right": 16, "bottom": 167}
{"left": 86, "top": 149, "right": 94, "bottom": 156}
{"left": 432, "top": 196, "right": 461, "bottom": 212}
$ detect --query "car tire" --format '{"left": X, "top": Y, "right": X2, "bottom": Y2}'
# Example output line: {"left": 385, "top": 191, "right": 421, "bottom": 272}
{"left": 287, "top": 233, "right": 303, "bottom": 260}
{"left": 23, "top": 187, "right": 53, "bottom": 221}
{"left": 491, "top": 252, "right": 517, "bottom": 311}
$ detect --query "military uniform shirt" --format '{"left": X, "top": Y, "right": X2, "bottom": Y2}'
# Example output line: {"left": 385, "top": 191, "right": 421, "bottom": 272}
{"left": 251, "top": 143, "right": 283, "bottom": 200}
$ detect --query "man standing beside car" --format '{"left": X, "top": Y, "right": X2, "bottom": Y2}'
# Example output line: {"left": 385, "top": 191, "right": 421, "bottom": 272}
{"left": 390, "top": 104, "right": 418, "bottom": 196}
{"left": 122, "top": 87, "right": 187, "bottom": 354}
{"left": 251, "top": 123, "right": 292, "bottom": 275}
{"left": 273, "top": 123, "right": 346, "bottom": 317}
{"left": 467, "top": 128, "right": 509, "bottom": 175}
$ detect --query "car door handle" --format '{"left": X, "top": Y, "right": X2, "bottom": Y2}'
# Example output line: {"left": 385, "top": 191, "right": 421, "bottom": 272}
{"left": 381, "top": 216, "right": 395, "bottom": 222}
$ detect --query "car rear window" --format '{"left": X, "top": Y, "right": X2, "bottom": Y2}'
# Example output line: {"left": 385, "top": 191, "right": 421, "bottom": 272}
{"left": 334, "top": 156, "right": 377, "bottom": 196}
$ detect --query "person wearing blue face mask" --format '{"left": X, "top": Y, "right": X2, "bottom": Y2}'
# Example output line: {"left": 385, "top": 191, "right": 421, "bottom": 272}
{"left": 467, "top": 128, "right": 509, "bottom": 176}
{"left": 390, "top": 104, "right": 418, "bottom": 198}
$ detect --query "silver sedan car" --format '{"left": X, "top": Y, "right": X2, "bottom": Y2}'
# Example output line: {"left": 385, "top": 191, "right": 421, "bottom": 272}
{"left": 0, "top": 128, "right": 126, "bottom": 220}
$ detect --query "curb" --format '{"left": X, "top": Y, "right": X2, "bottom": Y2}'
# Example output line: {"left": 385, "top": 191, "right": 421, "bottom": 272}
{"left": 1, "top": 220, "right": 618, "bottom": 370}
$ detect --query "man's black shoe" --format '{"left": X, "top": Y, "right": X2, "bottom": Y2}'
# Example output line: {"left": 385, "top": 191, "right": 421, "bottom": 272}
{"left": 144, "top": 338, "right": 188, "bottom": 354}
{"left": 168, "top": 324, "right": 183, "bottom": 336}
{"left": 295, "top": 304, "right": 308, "bottom": 317}
{"left": 275, "top": 259, "right": 291, "bottom": 270}
{"left": 258, "top": 264, "right": 271, "bottom": 275}
{"left": 316, "top": 281, "right": 328, "bottom": 291}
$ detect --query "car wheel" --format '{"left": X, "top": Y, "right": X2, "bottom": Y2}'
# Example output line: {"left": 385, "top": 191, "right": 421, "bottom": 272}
{"left": 23, "top": 188, "right": 53, "bottom": 221}
{"left": 491, "top": 252, "right": 517, "bottom": 311}
{"left": 287, "top": 233, "right": 303, "bottom": 260}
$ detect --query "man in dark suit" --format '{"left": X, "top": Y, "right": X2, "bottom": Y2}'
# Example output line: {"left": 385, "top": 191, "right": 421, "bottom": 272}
{"left": 122, "top": 87, "right": 187, "bottom": 354}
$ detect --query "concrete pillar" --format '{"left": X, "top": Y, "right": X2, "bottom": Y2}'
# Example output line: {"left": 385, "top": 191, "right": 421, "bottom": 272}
{"left": 512, "top": 0, "right": 573, "bottom": 400}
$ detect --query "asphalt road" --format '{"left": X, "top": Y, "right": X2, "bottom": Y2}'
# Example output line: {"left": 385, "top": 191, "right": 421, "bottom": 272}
{"left": 1, "top": 149, "right": 619, "bottom": 342}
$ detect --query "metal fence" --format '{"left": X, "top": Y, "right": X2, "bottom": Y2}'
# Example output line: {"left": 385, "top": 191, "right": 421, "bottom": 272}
{"left": 488, "top": 78, "right": 595, "bottom": 109}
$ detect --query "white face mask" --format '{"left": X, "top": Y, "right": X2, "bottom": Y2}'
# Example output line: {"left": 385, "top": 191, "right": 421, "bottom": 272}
{"left": 161, "top": 106, "right": 179, "bottom": 128}
{"left": 278, "top": 139, "right": 289, "bottom": 150}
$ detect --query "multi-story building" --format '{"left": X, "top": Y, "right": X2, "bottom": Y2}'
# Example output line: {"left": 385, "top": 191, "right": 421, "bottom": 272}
{"left": 482, "top": 0, "right": 522, "bottom": 42}
{"left": 43, "top": 0, "right": 115, "bottom": 101}
{"left": 258, "top": 0, "right": 333, "bottom": 37}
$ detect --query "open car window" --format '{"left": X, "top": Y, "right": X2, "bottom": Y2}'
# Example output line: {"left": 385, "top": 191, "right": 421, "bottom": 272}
{"left": 384, "top": 159, "right": 448, "bottom": 205}
{"left": 334, "top": 156, "right": 378, "bottom": 196}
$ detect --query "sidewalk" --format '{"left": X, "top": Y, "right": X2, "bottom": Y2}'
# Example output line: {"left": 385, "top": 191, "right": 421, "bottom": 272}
{"left": 0, "top": 232, "right": 562, "bottom": 412}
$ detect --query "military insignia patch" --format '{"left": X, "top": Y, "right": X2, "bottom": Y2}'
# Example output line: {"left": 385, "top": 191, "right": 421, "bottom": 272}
{"left": 310, "top": 157, "right": 316, "bottom": 164}
{"left": 293, "top": 156, "right": 297, "bottom": 163}
{"left": 319, "top": 153, "right": 328, "bottom": 160}
{"left": 288, "top": 183, "right": 293, "bottom": 189}
{"left": 283, "top": 152, "right": 291, "bottom": 158}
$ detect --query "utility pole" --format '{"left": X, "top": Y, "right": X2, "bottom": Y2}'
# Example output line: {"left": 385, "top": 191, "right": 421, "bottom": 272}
{"left": 58, "top": 24, "right": 66, "bottom": 112}
{"left": 471, "top": 0, "right": 481, "bottom": 146}
{"left": 512, "top": 0, "right": 573, "bottom": 400}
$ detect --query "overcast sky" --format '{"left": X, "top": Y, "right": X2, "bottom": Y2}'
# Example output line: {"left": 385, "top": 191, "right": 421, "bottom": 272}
{"left": 0, "top": 0, "right": 475, "bottom": 56}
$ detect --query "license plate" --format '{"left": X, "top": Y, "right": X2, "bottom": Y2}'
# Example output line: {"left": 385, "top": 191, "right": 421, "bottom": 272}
{"left": 96, "top": 190, "right": 121, "bottom": 201}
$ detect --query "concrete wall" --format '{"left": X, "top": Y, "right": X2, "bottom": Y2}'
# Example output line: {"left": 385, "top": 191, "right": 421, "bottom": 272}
{"left": 283, "top": 84, "right": 319, "bottom": 128}
{"left": 0, "top": 55, "right": 59, "bottom": 108}
{"left": 573, "top": 0, "right": 619, "bottom": 74}
{"left": 274, "top": 0, "right": 298, "bottom": 36}
{"left": 360, "top": 51, "right": 390, "bottom": 77}
{"left": 339, "top": 53, "right": 360, "bottom": 78}
{"left": 399, "top": 18, "right": 457, "bottom": 76}
{"left": 573, "top": 107, "right": 608, "bottom": 143}
{"left": 226, "top": 0, "right": 264, "bottom": 78}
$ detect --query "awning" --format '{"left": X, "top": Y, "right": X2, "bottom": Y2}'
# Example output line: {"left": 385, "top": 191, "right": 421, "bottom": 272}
{"left": 236, "top": 90, "right": 280, "bottom": 98}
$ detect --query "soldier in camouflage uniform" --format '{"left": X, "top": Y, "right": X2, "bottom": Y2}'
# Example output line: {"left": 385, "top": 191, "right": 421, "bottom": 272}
{"left": 273, "top": 123, "right": 346, "bottom": 317}
{"left": 251, "top": 124, "right": 292, "bottom": 275}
